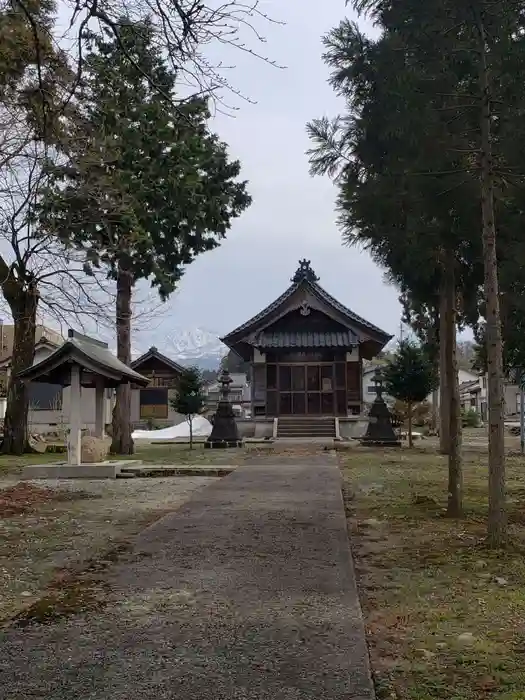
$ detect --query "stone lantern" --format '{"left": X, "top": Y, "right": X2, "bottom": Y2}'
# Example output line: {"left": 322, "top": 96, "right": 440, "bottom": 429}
{"left": 205, "top": 368, "right": 242, "bottom": 449}
{"left": 361, "top": 368, "right": 401, "bottom": 447}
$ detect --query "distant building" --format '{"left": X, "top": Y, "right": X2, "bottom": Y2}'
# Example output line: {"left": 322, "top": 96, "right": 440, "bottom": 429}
{"left": 430, "top": 368, "right": 522, "bottom": 422}
{"left": 495, "top": 376, "right": 523, "bottom": 420}
{"left": 0, "top": 338, "right": 188, "bottom": 433}
{"left": 363, "top": 364, "right": 488, "bottom": 419}
{"left": 204, "top": 373, "right": 250, "bottom": 416}
{"left": 459, "top": 377, "right": 484, "bottom": 417}
{"left": 130, "top": 347, "right": 186, "bottom": 427}
{"left": 0, "top": 323, "right": 63, "bottom": 363}
{"left": 0, "top": 332, "right": 67, "bottom": 423}
{"left": 360, "top": 353, "right": 522, "bottom": 423}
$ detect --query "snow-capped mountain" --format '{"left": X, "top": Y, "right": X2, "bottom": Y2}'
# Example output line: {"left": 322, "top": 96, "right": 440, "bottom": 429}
{"left": 161, "top": 327, "right": 227, "bottom": 370}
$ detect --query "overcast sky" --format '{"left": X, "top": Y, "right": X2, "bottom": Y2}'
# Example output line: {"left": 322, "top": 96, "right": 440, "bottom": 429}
{"left": 27, "top": 1, "right": 401, "bottom": 347}
{"left": 131, "top": 0, "right": 403, "bottom": 346}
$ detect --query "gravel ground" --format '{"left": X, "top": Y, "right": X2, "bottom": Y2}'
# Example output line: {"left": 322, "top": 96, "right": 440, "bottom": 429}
{"left": 0, "top": 476, "right": 215, "bottom": 621}
{"left": 0, "top": 458, "right": 374, "bottom": 700}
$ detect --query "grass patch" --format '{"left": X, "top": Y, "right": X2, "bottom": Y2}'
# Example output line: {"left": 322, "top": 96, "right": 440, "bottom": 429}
{"left": 340, "top": 448, "right": 525, "bottom": 700}
{"left": 0, "top": 452, "right": 59, "bottom": 475}
{"left": 0, "top": 442, "right": 246, "bottom": 476}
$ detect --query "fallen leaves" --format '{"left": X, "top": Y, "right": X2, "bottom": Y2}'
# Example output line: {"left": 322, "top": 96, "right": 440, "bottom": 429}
{"left": 0, "top": 482, "right": 62, "bottom": 517}
{"left": 475, "top": 675, "right": 498, "bottom": 692}
{"left": 1, "top": 476, "right": 214, "bottom": 624}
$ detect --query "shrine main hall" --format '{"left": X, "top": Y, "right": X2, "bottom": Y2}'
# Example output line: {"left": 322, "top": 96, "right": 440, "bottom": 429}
{"left": 221, "top": 260, "right": 391, "bottom": 427}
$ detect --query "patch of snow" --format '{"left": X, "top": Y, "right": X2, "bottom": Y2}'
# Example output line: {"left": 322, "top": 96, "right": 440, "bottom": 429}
{"left": 132, "top": 415, "right": 212, "bottom": 441}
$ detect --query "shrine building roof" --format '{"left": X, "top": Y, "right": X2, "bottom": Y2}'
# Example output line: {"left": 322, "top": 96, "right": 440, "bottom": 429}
{"left": 221, "top": 260, "right": 392, "bottom": 360}
{"left": 17, "top": 329, "right": 149, "bottom": 388}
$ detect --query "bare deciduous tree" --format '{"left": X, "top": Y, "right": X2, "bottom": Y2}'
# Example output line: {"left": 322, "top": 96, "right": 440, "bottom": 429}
{"left": 7, "top": 0, "right": 282, "bottom": 125}
{"left": 0, "top": 139, "right": 115, "bottom": 453}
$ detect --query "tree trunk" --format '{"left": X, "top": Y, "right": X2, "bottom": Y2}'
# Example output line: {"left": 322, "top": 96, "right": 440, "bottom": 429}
{"left": 431, "top": 388, "right": 439, "bottom": 432}
{"left": 407, "top": 401, "right": 413, "bottom": 448}
{"left": 110, "top": 264, "right": 134, "bottom": 455}
{"left": 429, "top": 308, "right": 440, "bottom": 433}
{"left": 439, "top": 284, "right": 450, "bottom": 454}
{"left": 2, "top": 283, "right": 39, "bottom": 454}
{"left": 189, "top": 417, "right": 193, "bottom": 449}
{"left": 478, "top": 18, "right": 506, "bottom": 547}
{"left": 444, "top": 254, "right": 463, "bottom": 517}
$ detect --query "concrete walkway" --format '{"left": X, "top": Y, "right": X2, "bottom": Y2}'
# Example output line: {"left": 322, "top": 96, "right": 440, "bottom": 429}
{"left": 0, "top": 457, "right": 374, "bottom": 700}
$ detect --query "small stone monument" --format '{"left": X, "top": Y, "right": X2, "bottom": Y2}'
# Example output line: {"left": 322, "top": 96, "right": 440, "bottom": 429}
{"left": 361, "top": 368, "right": 401, "bottom": 447}
{"left": 205, "top": 368, "right": 243, "bottom": 449}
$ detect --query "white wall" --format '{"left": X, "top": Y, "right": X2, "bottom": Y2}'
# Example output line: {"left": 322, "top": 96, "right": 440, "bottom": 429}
{"left": 458, "top": 369, "right": 478, "bottom": 384}
{"left": 28, "top": 386, "right": 112, "bottom": 434}
{"left": 504, "top": 384, "right": 520, "bottom": 417}
{"left": 33, "top": 345, "right": 55, "bottom": 364}
{"left": 429, "top": 370, "right": 483, "bottom": 409}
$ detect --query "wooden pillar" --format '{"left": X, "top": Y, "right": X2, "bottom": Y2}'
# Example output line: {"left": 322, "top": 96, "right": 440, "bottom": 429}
{"left": 68, "top": 364, "right": 82, "bottom": 465}
{"left": 252, "top": 348, "right": 266, "bottom": 417}
{"left": 95, "top": 377, "right": 105, "bottom": 439}
{"left": 250, "top": 362, "right": 255, "bottom": 419}
{"left": 346, "top": 347, "right": 359, "bottom": 416}
{"left": 358, "top": 353, "right": 363, "bottom": 413}
{"left": 332, "top": 361, "right": 336, "bottom": 415}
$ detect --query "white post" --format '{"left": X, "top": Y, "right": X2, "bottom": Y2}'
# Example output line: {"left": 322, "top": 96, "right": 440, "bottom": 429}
{"left": 95, "top": 377, "right": 105, "bottom": 439}
{"left": 68, "top": 365, "right": 82, "bottom": 465}
{"left": 520, "top": 386, "right": 525, "bottom": 454}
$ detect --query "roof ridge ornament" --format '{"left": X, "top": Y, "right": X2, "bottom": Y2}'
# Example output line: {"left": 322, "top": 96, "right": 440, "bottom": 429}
{"left": 299, "top": 301, "right": 311, "bottom": 316}
{"left": 291, "top": 259, "right": 319, "bottom": 284}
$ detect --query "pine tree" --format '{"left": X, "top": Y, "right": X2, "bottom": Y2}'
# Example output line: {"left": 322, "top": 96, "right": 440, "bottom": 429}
{"left": 41, "top": 19, "right": 251, "bottom": 455}
{"left": 383, "top": 341, "right": 439, "bottom": 449}
{"left": 306, "top": 17, "right": 476, "bottom": 517}
{"left": 171, "top": 367, "right": 205, "bottom": 449}
{"left": 309, "top": 0, "right": 525, "bottom": 542}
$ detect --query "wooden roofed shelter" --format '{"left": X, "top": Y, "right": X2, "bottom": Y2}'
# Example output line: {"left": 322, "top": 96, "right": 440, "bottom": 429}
{"left": 17, "top": 330, "right": 149, "bottom": 464}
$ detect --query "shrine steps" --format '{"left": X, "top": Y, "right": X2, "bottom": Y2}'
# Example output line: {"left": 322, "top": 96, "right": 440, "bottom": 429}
{"left": 276, "top": 417, "right": 336, "bottom": 439}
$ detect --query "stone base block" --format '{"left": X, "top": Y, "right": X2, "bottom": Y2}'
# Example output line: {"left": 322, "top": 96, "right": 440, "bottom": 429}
{"left": 120, "top": 465, "right": 236, "bottom": 478}
{"left": 21, "top": 460, "right": 142, "bottom": 480}
{"left": 205, "top": 440, "right": 243, "bottom": 449}
{"left": 359, "top": 439, "right": 401, "bottom": 448}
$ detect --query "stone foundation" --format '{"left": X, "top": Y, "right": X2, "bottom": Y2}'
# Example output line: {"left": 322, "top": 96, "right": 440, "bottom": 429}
{"left": 21, "top": 460, "right": 142, "bottom": 480}
{"left": 338, "top": 417, "right": 368, "bottom": 440}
